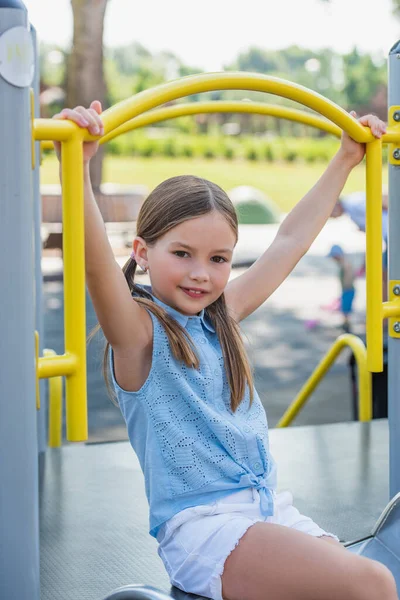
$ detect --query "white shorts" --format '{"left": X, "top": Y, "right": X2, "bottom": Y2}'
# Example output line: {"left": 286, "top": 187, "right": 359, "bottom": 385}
{"left": 157, "top": 488, "right": 338, "bottom": 600}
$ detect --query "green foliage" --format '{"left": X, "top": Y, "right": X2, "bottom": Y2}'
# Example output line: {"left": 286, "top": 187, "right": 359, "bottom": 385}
{"left": 39, "top": 43, "right": 66, "bottom": 87}
{"left": 283, "top": 149, "right": 298, "bottom": 163}
{"left": 246, "top": 147, "right": 259, "bottom": 161}
{"left": 342, "top": 49, "right": 386, "bottom": 114}
{"left": 224, "top": 145, "right": 235, "bottom": 160}
{"left": 264, "top": 145, "right": 274, "bottom": 162}
{"left": 162, "top": 139, "right": 178, "bottom": 157}
{"left": 104, "top": 131, "right": 344, "bottom": 165}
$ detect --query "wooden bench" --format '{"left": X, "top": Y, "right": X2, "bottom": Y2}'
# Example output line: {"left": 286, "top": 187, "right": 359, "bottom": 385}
{"left": 41, "top": 183, "right": 149, "bottom": 250}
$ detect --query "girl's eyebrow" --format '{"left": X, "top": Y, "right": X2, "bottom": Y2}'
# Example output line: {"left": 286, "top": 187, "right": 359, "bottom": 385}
{"left": 169, "top": 242, "right": 233, "bottom": 254}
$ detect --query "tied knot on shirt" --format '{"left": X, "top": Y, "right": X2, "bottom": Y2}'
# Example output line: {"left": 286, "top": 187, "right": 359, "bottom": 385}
{"left": 249, "top": 464, "right": 277, "bottom": 517}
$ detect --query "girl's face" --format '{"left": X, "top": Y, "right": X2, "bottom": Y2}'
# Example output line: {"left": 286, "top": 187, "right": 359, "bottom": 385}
{"left": 137, "top": 211, "right": 236, "bottom": 315}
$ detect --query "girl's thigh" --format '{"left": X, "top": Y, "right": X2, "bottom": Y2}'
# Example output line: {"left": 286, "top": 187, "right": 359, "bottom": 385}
{"left": 221, "top": 521, "right": 395, "bottom": 600}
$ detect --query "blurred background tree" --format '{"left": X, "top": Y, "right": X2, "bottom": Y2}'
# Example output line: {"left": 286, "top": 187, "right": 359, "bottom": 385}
{"left": 67, "top": 0, "right": 109, "bottom": 192}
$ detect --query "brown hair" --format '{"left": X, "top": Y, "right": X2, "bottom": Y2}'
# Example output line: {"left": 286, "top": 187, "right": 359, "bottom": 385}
{"left": 96, "top": 175, "right": 254, "bottom": 412}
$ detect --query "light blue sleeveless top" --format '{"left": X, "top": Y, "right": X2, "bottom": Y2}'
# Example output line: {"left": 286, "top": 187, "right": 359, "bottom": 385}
{"left": 109, "top": 290, "right": 277, "bottom": 538}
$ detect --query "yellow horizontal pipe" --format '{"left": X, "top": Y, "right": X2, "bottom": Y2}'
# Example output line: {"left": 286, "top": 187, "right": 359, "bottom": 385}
{"left": 43, "top": 349, "right": 63, "bottom": 448}
{"left": 38, "top": 353, "right": 78, "bottom": 378}
{"left": 40, "top": 125, "right": 400, "bottom": 150}
{"left": 40, "top": 140, "right": 54, "bottom": 151}
{"left": 381, "top": 130, "right": 400, "bottom": 143}
{"left": 277, "top": 334, "right": 372, "bottom": 427}
{"left": 383, "top": 302, "right": 400, "bottom": 319}
{"left": 100, "top": 101, "right": 342, "bottom": 144}
{"left": 34, "top": 118, "right": 79, "bottom": 142}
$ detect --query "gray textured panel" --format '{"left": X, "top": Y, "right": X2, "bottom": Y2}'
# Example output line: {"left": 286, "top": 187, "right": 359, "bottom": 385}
{"left": 270, "top": 419, "right": 389, "bottom": 542}
{"left": 40, "top": 444, "right": 171, "bottom": 600}
{"left": 40, "top": 421, "right": 390, "bottom": 599}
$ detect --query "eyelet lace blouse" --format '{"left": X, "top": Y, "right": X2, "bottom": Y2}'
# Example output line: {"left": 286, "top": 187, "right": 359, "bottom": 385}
{"left": 109, "top": 289, "right": 277, "bottom": 538}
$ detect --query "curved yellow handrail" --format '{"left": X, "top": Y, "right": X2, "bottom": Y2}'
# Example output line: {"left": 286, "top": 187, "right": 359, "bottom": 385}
{"left": 35, "top": 73, "right": 378, "bottom": 143}
{"left": 277, "top": 334, "right": 372, "bottom": 427}
{"left": 39, "top": 101, "right": 341, "bottom": 152}
{"left": 99, "top": 101, "right": 342, "bottom": 144}
{"left": 40, "top": 98, "right": 400, "bottom": 151}
{"left": 99, "top": 73, "right": 375, "bottom": 141}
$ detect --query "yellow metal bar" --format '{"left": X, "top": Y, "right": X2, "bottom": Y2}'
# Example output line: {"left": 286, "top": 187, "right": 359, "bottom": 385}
{"left": 39, "top": 112, "right": 399, "bottom": 151}
{"left": 365, "top": 139, "right": 383, "bottom": 372}
{"left": 40, "top": 140, "right": 54, "bottom": 151}
{"left": 384, "top": 130, "right": 400, "bottom": 144}
{"left": 94, "top": 73, "right": 375, "bottom": 143}
{"left": 30, "top": 89, "right": 35, "bottom": 170}
{"left": 33, "top": 75, "right": 398, "bottom": 148}
{"left": 33, "top": 118, "right": 77, "bottom": 142}
{"left": 100, "top": 101, "right": 342, "bottom": 144}
{"left": 388, "top": 107, "right": 400, "bottom": 164}
{"left": 35, "top": 331, "right": 40, "bottom": 409}
{"left": 383, "top": 301, "right": 400, "bottom": 319}
{"left": 38, "top": 353, "right": 78, "bottom": 378}
{"left": 277, "top": 334, "right": 372, "bottom": 427}
{"left": 61, "top": 135, "right": 88, "bottom": 441}
{"left": 43, "top": 349, "right": 63, "bottom": 448}
{"left": 388, "top": 280, "right": 400, "bottom": 338}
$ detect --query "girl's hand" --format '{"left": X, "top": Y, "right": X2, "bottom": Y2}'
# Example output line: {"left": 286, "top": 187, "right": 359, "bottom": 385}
{"left": 52, "top": 100, "right": 104, "bottom": 164}
{"left": 338, "top": 111, "right": 386, "bottom": 168}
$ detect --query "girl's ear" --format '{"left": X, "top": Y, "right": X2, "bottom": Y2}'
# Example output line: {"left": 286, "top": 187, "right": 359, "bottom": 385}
{"left": 133, "top": 236, "right": 149, "bottom": 268}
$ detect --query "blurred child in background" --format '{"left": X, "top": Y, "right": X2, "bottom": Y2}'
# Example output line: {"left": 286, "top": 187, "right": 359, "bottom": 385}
{"left": 328, "top": 244, "right": 356, "bottom": 333}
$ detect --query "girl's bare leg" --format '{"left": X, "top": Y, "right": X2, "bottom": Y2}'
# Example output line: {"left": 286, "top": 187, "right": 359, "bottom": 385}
{"left": 221, "top": 522, "right": 397, "bottom": 600}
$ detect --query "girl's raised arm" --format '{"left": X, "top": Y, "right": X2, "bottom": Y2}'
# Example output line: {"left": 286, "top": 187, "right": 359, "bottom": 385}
{"left": 225, "top": 112, "right": 386, "bottom": 322}
{"left": 53, "top": 102, "right": 152, "bottom": 352}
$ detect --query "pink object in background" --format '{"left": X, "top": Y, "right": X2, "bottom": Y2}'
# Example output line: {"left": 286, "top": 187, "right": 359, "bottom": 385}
{"left": 321, "top": 297, "right": 341, "bottom": 312}
{"left": 305, "top": 319, "right": 319, "bottom": 330}
{"left": 355, "top": 265, "right": 366, "bottom": 278}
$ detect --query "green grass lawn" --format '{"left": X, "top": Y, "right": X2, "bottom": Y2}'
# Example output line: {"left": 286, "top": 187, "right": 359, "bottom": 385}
{"left": 41, "top": 155, "right": 388, "bottom": 213}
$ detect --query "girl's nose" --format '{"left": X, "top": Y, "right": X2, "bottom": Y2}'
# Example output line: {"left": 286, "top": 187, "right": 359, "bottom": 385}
{"left": 189, "top": 263, "right": 210, "bottom": 282}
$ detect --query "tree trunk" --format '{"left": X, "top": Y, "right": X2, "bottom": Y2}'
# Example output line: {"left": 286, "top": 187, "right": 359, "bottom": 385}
{"left": 67, "top": 0, "right": 108, "bottom": 192}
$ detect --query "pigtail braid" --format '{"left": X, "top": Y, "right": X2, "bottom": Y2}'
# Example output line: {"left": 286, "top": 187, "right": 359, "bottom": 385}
{"left": 206, "top": 295, "right": 254, "bottom": 412}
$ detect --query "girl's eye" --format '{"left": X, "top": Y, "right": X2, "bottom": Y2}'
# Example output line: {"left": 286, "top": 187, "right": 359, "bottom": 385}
{"left": 212, "top": 256, "right": 227, "bottom": 264}
{"left": 174, "top": 250, "right": 189, "bottom": 258}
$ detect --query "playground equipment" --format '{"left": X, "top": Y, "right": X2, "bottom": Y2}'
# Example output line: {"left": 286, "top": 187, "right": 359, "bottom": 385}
{"left": 2, "top": 1, "right": 400, "bottom": 597}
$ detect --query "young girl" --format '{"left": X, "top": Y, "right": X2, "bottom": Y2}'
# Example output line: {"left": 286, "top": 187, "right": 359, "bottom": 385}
{"left": 53, "top": 104, "right": 396, "bottom": 600}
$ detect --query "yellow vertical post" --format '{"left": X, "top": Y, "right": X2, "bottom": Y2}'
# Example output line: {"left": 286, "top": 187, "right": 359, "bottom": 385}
{"left": 61, "top": 135, "right": 88, "bottom": 441}
{"left": 44, "top": 349, "right": 63, "bottom": 448}
{"left": 365, "top": 139, "right": 383, "bottom": 372}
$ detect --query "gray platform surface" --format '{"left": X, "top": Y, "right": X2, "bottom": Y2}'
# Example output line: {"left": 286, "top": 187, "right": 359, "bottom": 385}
{"left": 40, "top": 420, "right": 389, "bottom": 600}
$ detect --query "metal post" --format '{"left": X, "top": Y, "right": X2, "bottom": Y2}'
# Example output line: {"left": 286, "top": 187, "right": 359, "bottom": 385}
{"left": 31, "top": 25, "right": 47, "bottom": 453}
{"left": 0, "top": 2, "right": 40, "bottom": 599}
{"left": 388, "top": 41, "right": 400, "bottom": 498}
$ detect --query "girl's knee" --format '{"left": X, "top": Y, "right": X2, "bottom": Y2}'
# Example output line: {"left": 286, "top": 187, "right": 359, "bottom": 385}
{"left": 353, "top": 558, "right": 397, "bottom": 600}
